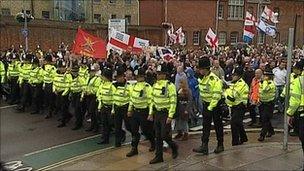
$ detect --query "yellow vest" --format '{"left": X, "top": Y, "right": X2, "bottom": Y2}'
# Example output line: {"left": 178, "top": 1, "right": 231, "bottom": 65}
{"left": 96, "top": 81, "right": 115, "bottom": 109}
{"left": 128, "top": 81, "right": 152, "bottom": 111}
{"left": 224, "top": 78, "right": 249, "bottom": 107}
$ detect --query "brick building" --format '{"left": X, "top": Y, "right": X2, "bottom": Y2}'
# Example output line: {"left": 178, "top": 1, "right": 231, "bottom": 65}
{"left": 140, "top": 0, "right": 304, "bottom": 47}
{"left": 0, "top": 0, "right": 139, "bottom": 25}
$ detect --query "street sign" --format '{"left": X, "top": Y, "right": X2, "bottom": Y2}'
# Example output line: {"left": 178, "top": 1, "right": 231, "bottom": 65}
{"left": 108, "top": 19, "right": 126, "bottom": 40}
{"left": 21, "top": 28, "right": 29, "bottom": 37}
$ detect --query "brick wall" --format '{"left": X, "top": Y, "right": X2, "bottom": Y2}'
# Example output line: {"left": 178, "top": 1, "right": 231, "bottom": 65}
{"left": 0, "top": 16, "right": 162, "bottom": 51}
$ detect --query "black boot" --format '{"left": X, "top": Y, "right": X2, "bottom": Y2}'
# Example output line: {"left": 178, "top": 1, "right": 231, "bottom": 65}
{"left": 214, "top": 145, "right": 224, "bottom": 154}
{"left": 193, "top": 143, "right": 208, "bottom": 155}
{"left": 266, "top": 131, "right": 275, "bottom": 137}
{"left": 72, "top": 125, "right": 82, "bottom": 130}
{"left": 57, "top": 122, "right": 66, "bottom": 128}
{"left": 126, "top": 148, "right": 138, "bottom": 157}
{"left": 30, "top": 111, "right": 39, "bottom": 115}
{"left": 16, "top": 106, "right": 25, "bottom": 112}
{"left": 149, "top": 144, "right": 155, "bottom": 152}
{"left": 258, "top": 136, "right": 265, "bottom": 142}
{"left": 172, "top": 144, "right": 178, "bottom": 159}
{"left": 149, "top": 156, "right": 164, "bottom": 164}
{"left": 97, "top": 139, "right": 109, "bottom": 145}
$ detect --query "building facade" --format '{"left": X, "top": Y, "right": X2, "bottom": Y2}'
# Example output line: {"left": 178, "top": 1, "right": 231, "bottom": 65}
{"left": 0, "top": 0, "right": 139, "bottom": 25}
{"left": 140, "top": 0, "right": 304, "bottom": 47}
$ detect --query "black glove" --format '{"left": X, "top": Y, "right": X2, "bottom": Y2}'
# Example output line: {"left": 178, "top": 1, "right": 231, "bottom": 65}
{"left": 139, "top": 90, "right": 144, "bottom": 97}
{"left": 227, "top": 96, "right": 235, "bottom": 102}
{"left": 161, "top": 87, "right": 166, "bottom": 95}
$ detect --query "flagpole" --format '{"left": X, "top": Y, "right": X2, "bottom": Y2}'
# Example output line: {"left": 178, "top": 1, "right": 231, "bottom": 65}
{"left": 164, "top": 0, "right": 168, "bottom": 47}
{"left": 215, "top": 0, "right": 220, "bottom": 35}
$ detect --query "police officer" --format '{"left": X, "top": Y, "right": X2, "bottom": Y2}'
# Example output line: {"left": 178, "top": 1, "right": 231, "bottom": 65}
{"left": 287, "top": 61, "right": 304, "bottom": 166}
{"left": 43, "top": 54, "right": 57, "bottom": 119}
{"left": 126, "top": 67, "right": 155, "bottom": 157}
{"left": 193, "top": 57, "right": 224, "bottom": 155}
{"left": 29, "top": 56, "right": 44, "bottom": 114}
{"left": 17, "top": 54, "right": 33, "bottom": 112}
{"left": 82, "top": 63, "right": 102, "bottom": 132}
{"left": 7, "top": 53, "right": 21, "bottom": 104}
{"left": 53, "top": 60, "right": 73, "bottom": 128}
{"left": 258, "top": 67, "right": 276, "bottom": 141}
{"left": 112, "top": 66, "right": 132, "bottom": 147}
{"left": 224, "top": 67, "right": 249, "bottom": 146}
{"left": 97, "top": 67, "right": 115, "bottom": 144}
{"left": 148, "top": 63, "right": 178, "bottom": 164}
{"left": 79, "top": 57, "right": 89, "bottom": 79}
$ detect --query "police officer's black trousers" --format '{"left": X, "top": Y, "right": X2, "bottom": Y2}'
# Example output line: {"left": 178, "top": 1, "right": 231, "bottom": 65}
{"left": 85, "top": 95, "right": 98, "bottom": 130}
{"left": 32, "top": 83, "right": 43, "bottom": 112}
{"left": 9, "top": 76, "right": 20, "bottom": 103}
{"left": 298, "top": 114, "right": 304, "bottom": 154}
{"left": 100, "top": 105, "right": 112, "bottom": 142}
{"left": 114, "top": 105, "right": 131, "bottom": 146}
{"left": 56, "top": 94, "right": 69, "bottom": 124}
{"left": 72, "top": 92, "right": 83, "bottom": 127}
{"left": 259, "top": 101, "right": 275, "bottom": 137}
{"left": 249, "top": 104, "right": 259, "bottom": 124}
{"left": 202, "top": 102, "right": 224, "bottom": 145}
{"left": 154, "top": 109, "right": 177, "bottom": 159}
{"left": 292, "top": 114, "right": 300, "bottom": 134}
{"left": 44, "top": 83, "right": 55, "bottom": 115}
{"left": 20, "top": 81, "right": 31, "bottom": 109}
{"left": 130, "top": 108, "right": 155, "bottom": 148}
{"left": 231, "top": 104, "right": 247, "bottom": 145}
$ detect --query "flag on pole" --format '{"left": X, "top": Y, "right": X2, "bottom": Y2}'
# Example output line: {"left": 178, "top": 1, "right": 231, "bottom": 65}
{"left": 257, "top": 19, "right": 277, "bottom": 37}
{"left": 107, "top": 29, "right": 149, "bottom": 54}
{"left": 205, "top": 28, "right": 218, "bottom": 50}
{"left": 243, "top": 11, "right": 257, "bottom": 43}
{"left": 261, "top": 6, "right": 278, "bottom": 24}
{"left": 156, "top": 47, "right": 174, "bottom": 62}
{"left": 175, "top": 27, "right": 185, "bottom": 45}
{"left": 72, "top": 28, "right": 107, "bottom": 59}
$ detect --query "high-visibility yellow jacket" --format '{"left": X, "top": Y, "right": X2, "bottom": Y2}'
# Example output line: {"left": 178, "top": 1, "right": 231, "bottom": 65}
{"left": 29, "top": 67, "right": 44, "bottom": 84}
{"left": 128, "top": 81, "right": 152, "bottom": 112}
{"left": 81, "top": 75, "right": 102, "bottom": 99}
{"left": 259, "top": 79, "right": 276, "bottom": 103}
{"left": 96, "top": 80, "right": 116, "bottom": 110}
{"left": 43, "top": 64, "right": 57, "bottom": 85}
{"left": 70, "top": 75, "right": 88, "bottom": 93}
{"left": 112, "top": 82, "right": 132, "bottom": 107}
{"left": 18, "top": 63, "right": 33, "bottom": 84}
{"left": 149, "top": 80, "right": 177, "bottom": 118}
{"left": 224, "top": 78, "right": 249, "bottom": 107}
{"left": 0, "top": 61, "right": 6, "bottom": 83}
{"left": 52, "top": 72, "right": 73, "bottom": 96}
{"left": 287, "top": 75, "right": 304, "bottom": 116}
{"left": 78, "top": 66, "right": 89, "bottom": 79}
{"left": 198, "top": 72, "right": 223, "bottom": 111}
{"left": 7, "top": 60, "right": 21, "bottom": 78}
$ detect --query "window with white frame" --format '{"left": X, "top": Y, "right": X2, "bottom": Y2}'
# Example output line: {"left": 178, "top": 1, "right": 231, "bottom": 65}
{"left": 230, "top": 32, "right": 238, "bottom": 44}
{"left": 125, "top": 0, "right": 131, "bottom": 5}
{"left": 258, "top": 32, "right": 265, "bottom": 44}
{"left": 94, "top": 14, "right": 101, "bottom": 23}
{"left": 1, "top": 8, "right": 10, "bottom": 16}
{"left": 193, "top": 31, "right": 200, "bottom": 45}
{"left": 218, "top": 5, "right": 224, "bottom": 19}
{"left": 219, "top": 32, "right": 227, "bottom": 45}
{"left": 228, "top": 0, "right": 244, "bottom": 20}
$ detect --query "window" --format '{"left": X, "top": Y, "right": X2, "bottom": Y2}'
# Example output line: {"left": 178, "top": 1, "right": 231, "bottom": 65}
{"left": 125, "top": 15, "right": 131, "bottom": 24}
{"left": 26, "top": 10, "right": 31, "bottom": 14}
{"left": 111, "top": 14, "right": 116, "bottom": 19}
{"left": 109, "top": 0, "right": 116, "bottom": 4}
{"left": 219, "top": 32, "right": 227, "bottom": 45}
{"left": 228, "top": 0, "right": 244, "bottom": 20}
{"left": 125, "top": 0, "right": 131, "bottom": 4}
{"left": 258, "top": 32, "right": 265, "bottom": 44}
{"left": 42, "top": 11, "right": 50, "bottom": 19}
{"left": 94, "top": 14, "right": 101, "bottom": 23}
{"left": 230, "top": 32, "right": 238, "bottom": 44}
{"left": 218, "top": 5, "right": 224, "bottom": 19}
{"left": 193, "top": 31, "right": 201, "bottom": 45}
{"left": 1, "top": 8, "right": 10, "bottom": 16}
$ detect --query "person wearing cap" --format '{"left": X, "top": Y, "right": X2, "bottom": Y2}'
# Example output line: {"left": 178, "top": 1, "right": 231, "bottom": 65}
{"left": 43, "top": 54, "right": 57, "bottom": 119}
{"left": 96, "top": 67, "right": 115, "bottom": 144}
{"left": 126, "top": 67, "right": 155, "bottom": 157}
{"left": 7, "top": 53, "right": 21, "bottom": 104}
{"left": 28, "top": 57, "right": 44, "bottom": 114}
{"left": 112, "top": 66, "right": 132, "bottom": 147}
{"left": 287, "top": 61, "right": 304, "bottom": 164}
{"left": 52, "top": 60, "right": 73, "bottom": 128}
{"left": 148, "top": 62, "right": 178, "bottom": 164}
{"left": 17, "top": 54, "right": 34, "bottom": 112}
{"left": 224, "top": 66, "right": 249, "bottom": 146}
{"left": 79, "top": 57, "right": 89, "bottom": 79}
{"left": 193, "top": 57, "right": 224, "bottom": 155}
{"left": 81, "top": 63, "right": 102, "bottom": 132}
{"left": 258, "top": 67, "right": 276, "bottom": 141}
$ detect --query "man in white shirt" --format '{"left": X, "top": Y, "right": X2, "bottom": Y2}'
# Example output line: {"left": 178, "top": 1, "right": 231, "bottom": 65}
{"left": 272, "top": 61, "right": 287, "bottom": 113}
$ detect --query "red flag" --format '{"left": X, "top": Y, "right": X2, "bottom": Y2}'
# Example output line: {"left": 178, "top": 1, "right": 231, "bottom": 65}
{"left": 72, "top": 28, "right": 107, "bottom": 59}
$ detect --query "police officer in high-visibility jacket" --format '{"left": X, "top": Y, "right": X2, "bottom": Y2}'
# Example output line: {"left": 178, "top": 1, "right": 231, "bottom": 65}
{"left": 224, "top": 67, "right": 249, "bottom": 146}
{"left": 7, "top": 53, "right": 21, "bottom": 104}
{"left": 79, "top": 57, "right": 89, "bottom": 79}
{"left": 126, "top": 67, "right": 155, "bottom": 157}
{"left": 287, "top": 61, "right": 304, "bottom": 162}
{"left": 258, "top": 68, "right": 276, "bottom": 141}
{"left": 97, "top": 67, "right": 115, "bottom": 144}
{"left": 43, "top": 54, "right": 57, "bottom": 119}
{"left": 70, "top": 65, "right": 87, "bottom": 130}
{"left": 148, "top": 63, "right": 178, "bottom": 164}
{"left": 17, "top": 54, "right": 33, "bottom": 112}
{"left": 53, "top": 60, "right": 73, "bottom": 128}
{"left": 82, "top": 63, "right": 102, "bottom": 132}
{"left": 0, "top": 59, "right": 6, "bottom": 84}
{"left": 29, "top": 57, "right": 44, "bottom": 114}
{"left": 193, "top": 57, "right": 224, "bottom": 155}
{"left": 112, "top": 66, "right": 132, "bottom": 147}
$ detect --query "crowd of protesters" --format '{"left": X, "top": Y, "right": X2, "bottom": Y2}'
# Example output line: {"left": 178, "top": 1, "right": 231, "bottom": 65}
{"left": 0, "top": 42, "right": 304, "bottom": 164}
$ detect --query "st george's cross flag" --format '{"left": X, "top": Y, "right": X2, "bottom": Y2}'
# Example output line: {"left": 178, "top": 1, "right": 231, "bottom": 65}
{"left": 72, "top": 28, "right": 107, "bottom": 59}
{"left": 107, "top": 28, "right": 149, "bottom": 54}
{"left": 205, "top": 28, "right": 218, "bottom": 50}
